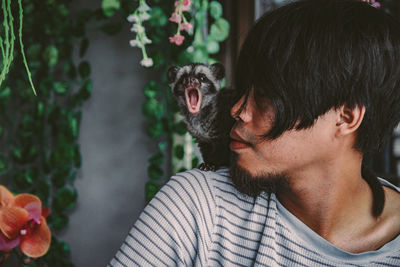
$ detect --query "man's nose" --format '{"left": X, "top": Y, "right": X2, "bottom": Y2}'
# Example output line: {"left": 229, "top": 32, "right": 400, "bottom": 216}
{"left": 231, "top": 95, "right": 252, "bottom": 122}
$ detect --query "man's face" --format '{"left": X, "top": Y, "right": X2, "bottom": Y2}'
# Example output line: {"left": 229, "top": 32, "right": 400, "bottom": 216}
{"left": 229, "top": 89, "right": 338, "bottom": 184}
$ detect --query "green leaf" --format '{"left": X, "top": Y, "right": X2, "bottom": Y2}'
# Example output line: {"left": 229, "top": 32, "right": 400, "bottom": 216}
{"left": 38, "top": 102, "right": 45, "bottom": 117}
{"left": 0, "top": 155, "right": 8, "bottom": 175}
{"left": 208, "top": 57, "right": 218, "bottom": 65}
{"left": 192, "top": 47, "right": 208, "bottom": 63}
{"left": 53, "top": 188, "right": 77, "bottom": 212}
{"left": 69, "top": 114, "right": 79, "bottom": 138}
{"left": 27, "top": 44, "right": 42, "bottom": 59}
{"left": 148, "top": 164, "right": 163, "bottom": 180}
{"left": 36, "top": 180, "right": 51, "bottom": 203}
{"left": 206, "top": 39, "right": 220, "bottom": 54}
{"left": 174, "top": 145, "right": 185, "bottom": 159}
{"left": 209, "top": 18, "right": 230, "bottom": 42}
{"left": 43, "top": 45, "right": 59, "bottom": 67}
{"left": 74, "top": 145, "right": 82, "bottom": 168}
{"left": 149, "top": 152, "right": 165, "bottom": 166}
{"left": 64, "top": 61, "right": 77, "bottom": 79}
{"left": 209, "top": 1, "right": 223, "bottom": 19}
{"left": 158, "top": 141, "right": 167, "bottom": 151}
{"left": 102, "top": 0, "right": 121, "bottom": 17}
{"left": 14, "top": 169, "right": 38, "bottom": 189}
{"left": 142, "top": 99, "right": 164, "bottom": 120}
{"left": 178, "top": 167, "right": 187, "bottom": 173}
{"left": 149, "top": 7, "right": 168, "bottom": 27}
{"left": 78, "top": 79, "right": 92, "bottom": 101}
{"left": 79, "top": 38, "right": 89, "bottom": 57}
{"left": 53, "top": 81, "right": 69, "bottom": 94}
{"left": 147, "top": 121, "right": 164, "bottom": 138}
{"left": 144, "top": 81, "right": 160, "bottom": 98}
{"left": 0, "top": 87, "right": 11, "bottom": 99}
{"left": 78, "top": 61, "right": 91, "bottom": 78}
{"left": 49, "top": 213, "right": 69, "bottom": 232}
{"left": 12, "top": 148, "right": 23, "bottom": 162}
{"left": 192, "top": 156, "right": 200, "bottom": 168}
{"left": 145, "top": 81, "right": 161, "bottom": 93}
{"left": 174, "top": 121, "right": 187, "bottom": 135}
{"left": 52, "top": 166, "right": 70, "bottom": 188}
{"left": 145, "top": 181, "right": 161, "bottom": 202}
{"left": 58, "top": 4, "right": 69, "bottom": 17}
{"left": 152, "top": 51, "right": 166, "bottom": 68}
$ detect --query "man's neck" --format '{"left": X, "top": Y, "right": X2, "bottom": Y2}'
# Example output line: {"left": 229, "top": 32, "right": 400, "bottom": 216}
{"left": 275, "top": 155, "right": 384, "bottom": 253}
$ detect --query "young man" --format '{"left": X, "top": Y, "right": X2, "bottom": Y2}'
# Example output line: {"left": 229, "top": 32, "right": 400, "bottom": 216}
{"left": 110, "top": 0, "right": 400, "bottom": 266}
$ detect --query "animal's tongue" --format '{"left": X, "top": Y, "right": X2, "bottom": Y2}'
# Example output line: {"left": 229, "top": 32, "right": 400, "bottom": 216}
{"left": 185, "top": 87, "right": 202, "bottom": 114}
{"left": 189, "top": 90, "right": 198, "bottom": 107}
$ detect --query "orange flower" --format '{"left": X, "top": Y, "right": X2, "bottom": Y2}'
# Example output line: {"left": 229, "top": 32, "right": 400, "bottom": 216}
{"left": 0, "top": 185, "right": 51, "bottom": 258}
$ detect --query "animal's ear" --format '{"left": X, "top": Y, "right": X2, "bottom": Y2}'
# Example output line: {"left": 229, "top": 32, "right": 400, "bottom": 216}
{"left": 210, "top": 63, "right": 225, "bottom": 81}
{"left": 167, "top": 66, "right": 180, "bottom": 83}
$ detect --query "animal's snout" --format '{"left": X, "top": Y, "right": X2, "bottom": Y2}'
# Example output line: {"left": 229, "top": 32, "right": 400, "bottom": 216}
{"left": 183, "top": 76, "right": 200, "bottom": 87}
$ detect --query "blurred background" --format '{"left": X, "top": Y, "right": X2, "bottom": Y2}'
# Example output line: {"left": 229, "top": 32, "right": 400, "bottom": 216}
{"left": 0, "top": 0, "right": 399, "bottom": 266}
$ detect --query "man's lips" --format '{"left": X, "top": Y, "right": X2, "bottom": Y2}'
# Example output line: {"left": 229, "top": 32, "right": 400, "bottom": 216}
{"left": 230, "top": 131, "right": 251, "bottom": 150}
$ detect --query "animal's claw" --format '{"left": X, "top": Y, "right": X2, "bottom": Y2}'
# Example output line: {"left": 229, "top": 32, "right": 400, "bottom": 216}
{"left": 198, "top": 162, "right": 217, "bottom": 172}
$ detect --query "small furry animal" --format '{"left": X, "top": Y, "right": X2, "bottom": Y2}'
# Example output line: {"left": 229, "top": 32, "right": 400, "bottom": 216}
{"left": 167, "top": 63, "right": 236, "bottom": 171}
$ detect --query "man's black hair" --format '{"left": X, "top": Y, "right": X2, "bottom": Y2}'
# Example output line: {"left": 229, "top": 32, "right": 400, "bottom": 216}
{"left": 234, "top": 0, "right": 400, "bottom": 216}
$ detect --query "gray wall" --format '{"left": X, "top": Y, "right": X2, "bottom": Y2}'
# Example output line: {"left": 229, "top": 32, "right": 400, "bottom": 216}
{"left": 59, "top": 4, "right": 159, "bottom": 266}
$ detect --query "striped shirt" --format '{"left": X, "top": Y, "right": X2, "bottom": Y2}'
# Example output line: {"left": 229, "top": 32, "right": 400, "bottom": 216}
{"left": 109, "top": 168, "right": 400, "bottom": 266}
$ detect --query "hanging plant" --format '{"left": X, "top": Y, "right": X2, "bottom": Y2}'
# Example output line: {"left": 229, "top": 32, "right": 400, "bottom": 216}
{"left": 0, "top": 0, "right": 36, "bottom": 95}
{"left": 109, "top": 0, "right": 230, "bottom": 201}
{"left": 0, "top": 0, "right": 140, "bottom": 265}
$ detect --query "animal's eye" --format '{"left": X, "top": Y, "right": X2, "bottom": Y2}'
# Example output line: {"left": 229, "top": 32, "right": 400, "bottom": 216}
{"left": 198, "top": 74, "right": 207, "bottom": 82}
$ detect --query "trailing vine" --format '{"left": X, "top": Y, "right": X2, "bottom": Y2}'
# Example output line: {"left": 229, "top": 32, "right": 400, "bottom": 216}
{"left": 0, "top": 0, "right": 135, "bottom": 265}
{"left": 119, "top": 0, "right": 230, "bottom": 201}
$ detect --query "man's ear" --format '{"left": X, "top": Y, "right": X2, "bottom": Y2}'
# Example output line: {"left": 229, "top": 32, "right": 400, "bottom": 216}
{"left": 335, "top": 104, "right": 366, "bottom": 136}
{"left": 167, "top": 66, "right": 180, "bottom": 83}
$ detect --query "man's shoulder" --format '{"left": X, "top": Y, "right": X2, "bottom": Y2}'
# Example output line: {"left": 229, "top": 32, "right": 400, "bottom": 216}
{"left": 377, "top": 178, "right": 400, "bottom": 248}
{"left": 171, "top": 167, "right": 244, "bottom": 201}
{"left": 379, "top": 178, "right": 400, "bottom": 216}
{"left": 172, "top": 167, "right": 232, "bottom": 187}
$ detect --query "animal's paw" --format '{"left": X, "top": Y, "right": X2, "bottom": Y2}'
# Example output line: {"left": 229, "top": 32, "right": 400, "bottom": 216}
{"left": 199, "top": 162, "right": 217, "bottom": 172}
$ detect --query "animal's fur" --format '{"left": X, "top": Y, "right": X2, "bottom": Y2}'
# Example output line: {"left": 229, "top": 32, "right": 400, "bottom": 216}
{"left": 168, "top": 63, "right": 236, "bottom": 171}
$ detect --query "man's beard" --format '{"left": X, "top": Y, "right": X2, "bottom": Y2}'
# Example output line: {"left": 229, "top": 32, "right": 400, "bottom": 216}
{"left": 229, "top": 152, "right": 290, "bottom": 198}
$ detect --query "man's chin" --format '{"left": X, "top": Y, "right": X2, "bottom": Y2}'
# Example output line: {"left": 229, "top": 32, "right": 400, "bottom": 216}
{"left": 229, "top": 152, "right": 289, "bottom": 198}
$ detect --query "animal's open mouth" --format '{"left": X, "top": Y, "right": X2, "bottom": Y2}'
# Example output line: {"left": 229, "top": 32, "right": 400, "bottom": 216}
{"left": 185, "top": 87, "right": 202, "bottom": 114}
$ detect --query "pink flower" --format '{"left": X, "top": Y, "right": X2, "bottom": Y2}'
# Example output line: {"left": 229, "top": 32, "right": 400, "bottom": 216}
{"left": 169, "top": 12, "right": 182, "bottom": 24}
{"left": 174, "top": 0, "right": 191, "bottom": 12}
{"left": 372, "top": 2, "right": 381, "bottom": 8}
{"left": 169, "top": 34, "right": 185, "bottom": 46}
{"left": 362, "top": 0, "right": 381, "bottom": 8}
{"left": 180, "top": 22, "right": 193, "bottom": 32}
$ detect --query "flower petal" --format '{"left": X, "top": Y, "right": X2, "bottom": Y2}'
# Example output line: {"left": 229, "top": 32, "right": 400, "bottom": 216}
{"left": 20, "top": 217, "right": 51, "bottom": 258}
{"left": 24, "top": 202, "right": 41, "bottom": 222}
{"left": 0, "top": 186, "right": 14, "bottom": 207}
{"left": 0, "top": 231, "right": 20, "bottom": 251}
{"left": 12, "top": 194, "right": 42, "bottom": 210}
{"left": 42, "top": 207, "right": 50, "bottom": 218}
{"left": 0, "top": 206, "right": 29, "bottom": 239}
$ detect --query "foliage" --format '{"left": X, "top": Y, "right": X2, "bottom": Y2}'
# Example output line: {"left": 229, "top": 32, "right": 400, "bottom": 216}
{"left": 0, "top": 0, "right": 228, "bottom": 265}
{"left": 0, "top": 0, "right": 138, "bottom": 265}
{"left": 118, "top": 0, "right": 230, "bottom": 201}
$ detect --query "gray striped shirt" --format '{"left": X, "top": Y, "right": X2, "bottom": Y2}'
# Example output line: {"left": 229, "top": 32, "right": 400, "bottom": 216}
{"left": 109, "top": 168, "right": 400, "bottom": 266}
